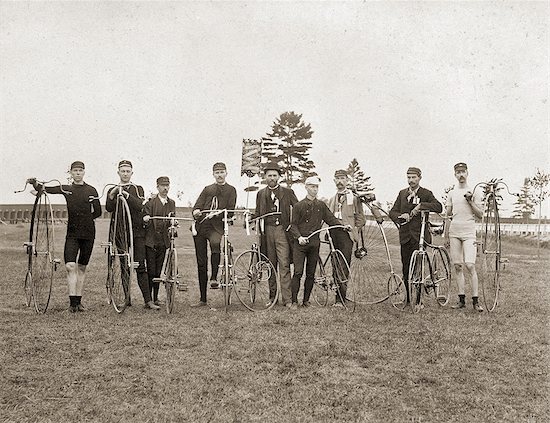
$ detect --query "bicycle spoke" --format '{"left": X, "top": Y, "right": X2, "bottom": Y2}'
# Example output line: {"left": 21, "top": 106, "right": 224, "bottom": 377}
{"left": 31, "top": 193, "right": 54, "bottom": 313}
{"left": 234, "top": 250, "right": 277, "bottom": 311}
{"left": 431, "top": 248, "right": 451, "bottom": 306}
{"left": 479, "top": 195, "right": 500, "bottom": 311}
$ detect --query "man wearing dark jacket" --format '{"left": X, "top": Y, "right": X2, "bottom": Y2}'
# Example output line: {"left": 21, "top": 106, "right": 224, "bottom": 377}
{"left": 389, "top": 167, "right": 442, "bottom": 302}
{"left": 143, "top": 176, "right": 176, "bottom": 305}
{"left": 255, "top": 162, "right": 298, "bottom": 307}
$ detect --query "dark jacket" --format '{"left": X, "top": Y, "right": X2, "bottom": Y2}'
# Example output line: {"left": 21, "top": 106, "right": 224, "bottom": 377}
{"left": 193, "top": 183, "right": 237, "bottom": 235}
{"left": 389, "top": 186, "right": 442, "bottom": 245}
{"left": 106, "top": 184, "right": 146, "bottom": 238}
{"left": 144, "top": 195, "right": 176, "bottom": 248}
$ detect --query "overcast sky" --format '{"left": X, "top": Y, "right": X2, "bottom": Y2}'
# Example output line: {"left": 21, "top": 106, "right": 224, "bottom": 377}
{"left": 1, "top": 1, "right": 548, "bottom": 216}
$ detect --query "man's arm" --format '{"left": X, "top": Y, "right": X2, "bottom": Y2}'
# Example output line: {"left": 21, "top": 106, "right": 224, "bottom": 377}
{"left": 91, "top": 188, "right": 102, "bottom": 219}
{"left": 227, "top": 186, "right": 237, "bottom": 219}
{"left": 105, "top": 187, "right": 117, "bottom": 213}
{"left": 417, "top": 189, "right": 443, "bottom": 213}
{"left": 288, "top": 202, "right": 303, "bottom": 240}
{"left": 192, "top": 187, "right": 208, "bottom": 218}
{"left": 388, "top": 193, "right": 403, "bottom": 223}
{"left": 354, "top": 197, "right": 366, "bottom": 228}
{"left": 322, "top": 202, "right": 344, "bottom": 228}
{"left": 125, "top": 185, "right": 145, "bottom": 212}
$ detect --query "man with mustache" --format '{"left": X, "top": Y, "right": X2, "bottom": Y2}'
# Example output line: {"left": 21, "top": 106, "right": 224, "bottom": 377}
{"left": 191, "top": 162, "right": 237, "bottom": 308}
{"left": 254, "top": 161, "right": 298, "bottom": 307}
{"left": 326, "top": 169, "right": 366, "bottom": 306}
{"left": 443, "top": 163, "right": 484, "bottom": 311}
{"left": 389, "top": 167, "right": 442, "bottom": 304}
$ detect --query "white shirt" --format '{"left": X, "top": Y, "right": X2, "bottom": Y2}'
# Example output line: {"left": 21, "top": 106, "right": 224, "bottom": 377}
{"left": 448, "top": 186, "right": 482, "bottom": 238}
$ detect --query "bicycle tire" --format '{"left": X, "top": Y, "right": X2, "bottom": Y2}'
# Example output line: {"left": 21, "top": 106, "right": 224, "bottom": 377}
{"left": 23, "top": 272, "right": 33, "bottom": 307}
{"left": 164, "top": 249, "right": 177, "bottom": 314}
{"left": 408, "top": 250, "right": 424, "bottom": 313}
{"left": 30, "top": 191, "right": 55, "bottom": 314}
{"left": 388, "top": 273, "right": 407, "bottom": 310}
{"left": 351, "top": 206, "right": 400, "bottom": 304}
{"left": 233, "top": 250, "right": 278, "bottom": 311}
{"left": 108, "top": 196, "right": 134, "bottom": 314}
{"left": 312, "top": 256, "right": 329, "bottom": 306}
{"left": 331, "top": 250, "right": 354, "bottom": 311}
{"left": 431, "top": 247, "right": 451, "bottom": 306}
{"left": 221, "top": 242, "right": 233, "bottom": 312}
{"left": 479, "top": 194, "right": 500, "bottom": 311}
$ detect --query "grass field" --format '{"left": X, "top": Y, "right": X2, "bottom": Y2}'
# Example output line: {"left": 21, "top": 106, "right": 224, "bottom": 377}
{"left": 1, "top": 219, "right": 548, "bottom": 422}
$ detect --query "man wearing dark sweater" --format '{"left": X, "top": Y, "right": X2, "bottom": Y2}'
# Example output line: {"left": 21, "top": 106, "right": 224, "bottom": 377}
{"left": 191, "top": 162, "right": 237, "bottom": 307}
{"left": 288, "top": 176, "right": 350, "bottom": 309}
{"left": 28, "top": 161, "right": 102, "bottom": 312}
{"left": 143, "top": 176, "right": 176, "bottom": 305}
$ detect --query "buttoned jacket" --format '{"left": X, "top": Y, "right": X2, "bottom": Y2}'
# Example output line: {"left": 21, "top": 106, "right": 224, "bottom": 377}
{"left": 326, "top": 191, "right": 366, "bottom": 243}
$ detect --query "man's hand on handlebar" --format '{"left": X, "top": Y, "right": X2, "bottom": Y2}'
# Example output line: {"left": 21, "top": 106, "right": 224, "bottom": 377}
{"left": 298, "top": 236, "right": 309, "bottom": 245}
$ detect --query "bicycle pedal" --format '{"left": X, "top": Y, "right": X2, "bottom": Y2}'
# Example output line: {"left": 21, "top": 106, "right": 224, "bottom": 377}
{"left": 152, "top": 278, "right": 163, "bottom": 283}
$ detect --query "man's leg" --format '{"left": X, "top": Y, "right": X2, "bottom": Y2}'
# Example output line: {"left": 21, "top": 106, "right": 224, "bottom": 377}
{"left": 193, "top": 231, "right": 209, "bottom": 303}
{"left": 208, "top": 230, "right": 222, "bottom": 285}
{"left": 265, "top": 226, "right": 279, "bottom": 302}
{"left": 145, "top": 246, "right": 157, "bottom": 300}
{"left": 450, "top": 237, "right": 466, "bottom": 308}
{"left": 291, "top": 241, "right": 306, "bottom": 304}
{"left": 463, "top": 238, "right": 483, "bottom": 311}
{"left": 153, "top": 246, "right": 166, "bottom": 303}
{"left": 134, "top": 237, "right": 156, "bottom": 308}
{"left": 401, "top": 238, "right": 416, "bottom": 303}
{"left": 302, "top": 241, "right": 320, "bottom": 304}
{"left": 274, "top": 226, "right": 291, "bottom": 305}
{"left": 331, "top": 229, "right": 353, "bottom": 302}
{"left": 64, "top": 238, "right": 79, "bottom": 311}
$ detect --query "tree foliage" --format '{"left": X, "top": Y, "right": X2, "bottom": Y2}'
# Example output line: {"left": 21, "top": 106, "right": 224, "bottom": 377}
{"left": 346, "top": 158, "right": 374, "bottom": 193}
{"left": 264, "top": 111, "right": 315, "bottom": 187}
{"left": 512, "top": 178, "right": 535, "bottom": 220}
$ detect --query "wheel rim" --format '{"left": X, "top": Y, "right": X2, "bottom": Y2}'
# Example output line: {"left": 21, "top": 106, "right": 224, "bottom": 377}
{"left": 31, "top": 193, "right": 54, "bottom": 314}
{"left": 109, "top": 197, "right": 133, "bottom": 313}
{"left": 233, "top": 250, "right": 277, "bottom": 311}
{"left": 388, "top": 274, "right": 407, "bottom": 310}
{"left": 479, "top": 196, "right": 500, "bottom": 312}
{"left": 432, "top": 248, "right": 451, "bottom": 306}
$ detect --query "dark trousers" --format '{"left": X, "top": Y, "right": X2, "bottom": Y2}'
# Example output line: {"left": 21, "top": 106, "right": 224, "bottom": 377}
{"left": 134, "top": 237, "right": 151, "bottom": 304}
{"left": 291, "top": 239, "right": 320, "bottom": 303}
{"left": 400, "top": 237, "right": 418, "bottom": 302}
{"left": 265, "top": 225, "right": 291, "bottom": 303}
{"left": 330, "top": 228, "right": 353, "bottom": 302}
{"left": 193, "top": 224, "right": 222, "bottom": 302}
{"left": 146, "top": 245, "right": 166, "bottom": 302}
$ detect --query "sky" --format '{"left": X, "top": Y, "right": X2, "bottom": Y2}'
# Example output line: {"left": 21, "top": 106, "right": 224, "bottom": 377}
{"left": 1, "top": 1, "right": 548, "bottom": 217}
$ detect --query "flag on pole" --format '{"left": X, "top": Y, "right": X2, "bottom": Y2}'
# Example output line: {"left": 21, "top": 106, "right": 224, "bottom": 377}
{"left": 241, "top": 139, "right": 262, "bottom": 177}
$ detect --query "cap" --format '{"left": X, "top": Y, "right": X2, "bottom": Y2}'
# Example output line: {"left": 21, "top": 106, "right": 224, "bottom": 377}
{"left": 156, "top": 176, "right": 170, "bottom": 185}
{"left": 70, "top": 161, "right": 85, "bottom": 170}
{"left": 212, "top": 162, "right": 226, "bottom": 172}
{"left": 118, "top": 160, "right": 133, "bottom": 169}
{"left": 334, "top": 169, "right": 348, "bottom": 178}
{"left": 454, "top": 162, "right": 468, "bottom": 171}
{"left": 406, "top": 167, "right": 421, "bottom": 176}
{"left": 305, "top": 176, "right": 321, "bottom": 185}
{"left": 263, "top": 161, "right": 281, "bottom": 175}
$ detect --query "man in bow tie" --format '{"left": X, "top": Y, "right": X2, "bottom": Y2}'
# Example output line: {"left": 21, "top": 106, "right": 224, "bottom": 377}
{"left": 255, "top": 162, "right": 298, "bottom": 307}
{"left": 326, "top": 169, "right": 366, "bottom": 306}
{"left": 389, "top": 167, "right": 442, "bottom": 303}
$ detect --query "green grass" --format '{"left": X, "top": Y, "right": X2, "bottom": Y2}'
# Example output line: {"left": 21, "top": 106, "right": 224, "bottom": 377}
{"left": 0, "top": 220, "right": 548, "bottom": 422}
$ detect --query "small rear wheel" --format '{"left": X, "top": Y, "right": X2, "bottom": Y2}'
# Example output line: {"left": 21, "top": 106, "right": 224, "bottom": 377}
{"left": 432, "top": 248, "right": 451, "bottom": 306}
{"left": 312, "top": 257, "right": 329, "bottom": 306}
{"left": 330, "top": 250, "right": 354, "bottom": 311}
{"left": 164, "top": 250, "right": 177, "bottom": 314}
{"left": 24, "top": 271, "right": 33, "bottom": 307}
{"left": 388, "top": 274, "right": 407, "bottom": 310}
{"left": 408, "top": 251, "right": 423, "bottom": 313}
{"left": 234, "top": 250, "right": 278, "bottom": 311}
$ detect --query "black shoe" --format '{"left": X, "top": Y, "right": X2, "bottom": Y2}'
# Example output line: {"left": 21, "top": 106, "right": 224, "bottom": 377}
{"left": 473, "top": 303, "right": 484, "bottom": 312}
{"left": 145, "top": 301, "right": 160, "bottom": 310}
{"left": 69, "top": 305, "right": 77, "bottom": 313}
{"left": 210, "top": 279, "right": 219, "bottom": 289}
{"left": 451, "top": 302, "right": 466, "bottom": 309}
{"left": 76, "top": 304, "right": 85, "bottom": 312}
{"left": 190, "top": 301, "right": 208, "bottom": 308}
{"left": 301, "top": 301, "right": 311, "bottom": 308}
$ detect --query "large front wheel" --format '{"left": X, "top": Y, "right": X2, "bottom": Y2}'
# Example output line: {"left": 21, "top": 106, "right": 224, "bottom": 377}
{"left": 233, "top": 250, "right": 278, "bottom": 311}
{"left": 431, "top": 247, "right": 451, "bottom": 306}
{"left": 312, "top": 257, "right": 329, "bottom": 306}
{"left": 108, "top": 196, "right": 134, "bottom": 314}
{"left": 408, "top": 250, "right": 424, "bottom": 313}
{"left": 479, "top": 194, "right": 501, "bottom": 312}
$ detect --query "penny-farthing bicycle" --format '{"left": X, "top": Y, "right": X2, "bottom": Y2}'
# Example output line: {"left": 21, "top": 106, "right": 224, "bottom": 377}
{"left": 233, "top": 212, "right": 280, "bottom": 311}
{"left": 349, "top": 198, "right": 406, "bottom": 309}
{"left": 472, "top": 179, "right": 518, "bottom": 312}
{"left": 94, "top": 183, "right": 141, "bottom": 314}
{"left": 15, "top": 179, "right": 66, "bottom": 313}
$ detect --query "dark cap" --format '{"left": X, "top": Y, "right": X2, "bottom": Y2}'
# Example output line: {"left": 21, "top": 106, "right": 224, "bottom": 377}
{"left": 334, "top": 169, "right": 348, "bottom": 178}
{"left": 70, "top": 161, "right": 85, "bottom": 170}
{"left": 407, "top": 167, "right": 421, "bottom": 176}
{"left": 212, "top": 162, "right": 226, "bottom": 172}
{"left": 156, "top": 176, "right": 170, "bottom": 185}
{"left": 454, "top": 162, "right": 468, "bottom": 171}
{"left": 118, "top": 160, "right": 133, "bottom": 169}
{"left": 263, "top": 161, "right": 281, "bottom": 175}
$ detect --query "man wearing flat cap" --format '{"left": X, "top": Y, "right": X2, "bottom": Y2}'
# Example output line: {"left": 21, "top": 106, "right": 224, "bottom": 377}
{"left": 289, "top": 176, "right": 348, "bottom": 309}
{"left": 389, "top": 167, "right": 442, "bottom": 303}
{"left": 443, "top": 163, "right": 484, "bottom": 312}
{"left": 255, "top": 161, "right": 298, "bottom": 307}
{"left": 191, "top": 162, "right": 237, "bottom": 308}
{"left": 27, "top": 161, "right": 102, "bottom": 312}
{"left": 106, "top": 160, "right": 159, "bottom": 310}
{"left": 143, "top": 176, "right": 177, "bottom": 306}
{"left": 327, "top": 169, "right": 366, "bottom": 306}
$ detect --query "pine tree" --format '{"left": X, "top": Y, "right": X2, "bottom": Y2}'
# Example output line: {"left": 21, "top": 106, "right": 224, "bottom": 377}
{"left": 266, "top": 111, "right": 315, "bottom": 187}
{"left": 346, "top": 158, "right": 373, "bottom": 193}
{"left": 512, "top": 178, "right": 534, "bottom": 221}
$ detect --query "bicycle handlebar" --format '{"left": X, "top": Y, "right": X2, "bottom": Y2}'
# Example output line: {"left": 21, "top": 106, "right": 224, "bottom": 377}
{"left": 15, "top": 179, "right": 72, "bottom": 195}
{"left": 306, "top": 225, "right": 350, "bottom": 240}
{"left": 471, "top": 179, "right": 519, "bottom": 198}
{"left": 89, "top": 182, "right": 146, "bottom": 201}
{"left": 247, "top": 211, "right": 282, "bottom": 223}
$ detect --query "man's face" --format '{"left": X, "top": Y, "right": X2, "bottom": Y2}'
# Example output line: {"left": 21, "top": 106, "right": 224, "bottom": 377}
{"left": 265, "top": 170, "right": 280, "bottom": 188}
{"left": 118, "top": 166, "right": 133, "bottom": 183}
{"left": 334, "top": 175, "right": 348, "bottom": 190}
{"left": 454, "top": 169, "right": 468, "bottom": 183}
{"left": 213, "top": 169, "right": 227, "bottom": 184}
{"left": 157, "top": 183, "right": 170, "bottom": 197}
{"left": 70, "top": 167, "right": 85, "bottom": 183}
{"left": 407, "top": 173, "right": 421, "bottom": 190}
{"left": 305, "top": 184, "right": 319, "bottom": 198}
